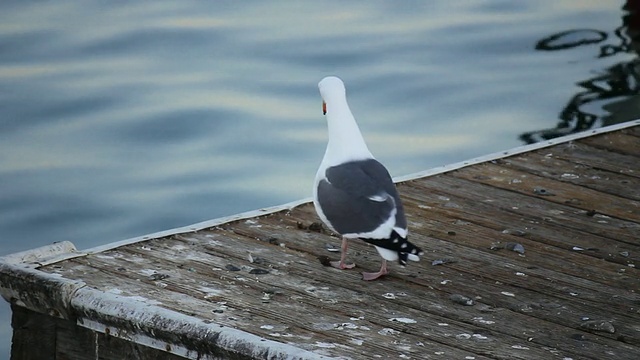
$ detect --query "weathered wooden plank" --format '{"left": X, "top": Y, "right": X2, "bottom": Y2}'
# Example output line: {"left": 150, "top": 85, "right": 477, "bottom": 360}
{"left": 409, "top": 206, "right": 638, "bottom": 302}
{"left": 261, "top": 204, "right": 639, "bottom": 307}
{"left": 0, "top": 241, "right": 77, "bottom": 267}
{"left": 401, "top": 199, "right": 639, "bottom": 292}
{"left": 399, "top": 178, "right": 640, "bottom": 335}
{"left": 55, "top": 315, "right": 98, "bottom": 360}
{"left": 94, "top": 332, "right": 188, "bottom": 360}
{"left": 401, "top": 179, "right": 640, "bottom": 265}
{"left": 579, "top": 132, "right": 640, "bottom": 157}
{"left": 53, "top": 257, "right": 345, "bottom": 359}
{"left": 278, "top": 200, "right": 638, "bottom": 352}
{"left": 288, "top": 197, "right": 640, "bottom": 278}
{"left": 45, "top": 225, "right": 623, "bottom": 360}
{"left": 186, "top": 232, "right": 636, "bottom": 358}
{"left": 282, "top": 215, "right": 638, "bottom": 329}
{"left": 10, "top": 305, "right": 189, "bottom": 360}
{"left": 10, "top": 304, "right": 56, "bottom": 360}
{"left": 497, "top": 152, "right": 640, "bottom": 201}
{"left": 623, "top": 126, "right": 640, "bottom": 137}
{"left": 549, "top": 142, "right": 639, "bottom": 178}
{"left": 59, "top": 246, "right": 455, "bottom": 359}
{"left": 0, "top": 262, "right": 85, "bottom": 320}
{"left": 63, "top": 257, "right": 321, "bottom": 343}
{"left": 221, "top": 216, "right": 640, "bottom": 356}
{"left": 450, "top": 162, "right": 640, "bottom": 223}
{"left": 63, "top": 247, "right": 491, "bottom": 359}
{"left": 122, "top": 237, "right": 519, "bottom": 360}
{"left": 413, "top": 174, "right": 639, "bottom": 246}
{"left": 58, "top": 319, "right": 191, "bottom": 360}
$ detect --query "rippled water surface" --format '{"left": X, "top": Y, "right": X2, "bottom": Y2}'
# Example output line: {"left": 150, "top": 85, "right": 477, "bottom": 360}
{"left": 1, "top": 1, "right": 638, "bottom": 356}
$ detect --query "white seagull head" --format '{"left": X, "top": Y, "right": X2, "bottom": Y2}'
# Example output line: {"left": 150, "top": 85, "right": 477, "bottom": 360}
{"left": 318, "top": 76, "right": 347, "bottom": 115}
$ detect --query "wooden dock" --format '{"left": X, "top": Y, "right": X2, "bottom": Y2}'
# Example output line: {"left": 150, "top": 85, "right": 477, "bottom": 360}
{"left": 1, "top": 120, "right": 639, "bottom": 360}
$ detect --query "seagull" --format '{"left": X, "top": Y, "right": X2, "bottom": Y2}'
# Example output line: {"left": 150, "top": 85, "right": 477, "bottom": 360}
{"left": 313, "top": 76, "right": 423, "bottom": 281}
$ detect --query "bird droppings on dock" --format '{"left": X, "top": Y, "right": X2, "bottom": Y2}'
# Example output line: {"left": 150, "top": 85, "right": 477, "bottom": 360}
{"left": 377, "top": 328, "right": 400, "bottom": 336}
{"left": 324, "top": 243, "right": 341, "bottom": 252}
{"left": 472, "top": 317, "right": 495, "bottom": 325}
{"left": 489, "top": 241, "right": 526, "bottom": 254}
{"left": 505, "top": 242, "right": 526, "bottom": 254}
{"left": 431, "top": 258, "right": 456, "bottom": 266}
{"left": 450, "top": 294, "right": 475, "bottom": 306}
{"left": 580, "top": 320, "right": 616, "bottom": 334}
{"left": 389, "top": 317, "right": 417, "bottom": 324}
{"left": 148, "top": 272, "right": 170, "bottom": 281}
{"left": 2, "top": 122, "right": 640, "bottom": 359}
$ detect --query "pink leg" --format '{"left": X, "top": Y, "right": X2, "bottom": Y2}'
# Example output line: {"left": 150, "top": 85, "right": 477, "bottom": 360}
{"left": 362, "top": 260, "right": 388, "bottom": 281}
{"left": 330, "top": 237, "right": 356, "bottom": 269}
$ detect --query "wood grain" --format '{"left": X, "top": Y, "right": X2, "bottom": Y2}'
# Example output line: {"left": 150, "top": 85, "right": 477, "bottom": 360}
{"left": 8, "top": 125, "right": 640, "bottom": 359}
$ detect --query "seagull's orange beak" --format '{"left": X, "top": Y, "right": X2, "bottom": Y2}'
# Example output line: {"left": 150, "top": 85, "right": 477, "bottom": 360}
{"left": 322, "top": 101, "right": 326, "bottom": 115}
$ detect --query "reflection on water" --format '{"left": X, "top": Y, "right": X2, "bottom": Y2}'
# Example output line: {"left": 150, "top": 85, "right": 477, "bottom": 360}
{"left": 522, "top": 0, "right": 640, "bottom": 143}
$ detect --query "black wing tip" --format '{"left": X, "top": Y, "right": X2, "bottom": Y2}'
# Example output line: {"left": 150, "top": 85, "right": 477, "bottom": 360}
{"left": 398, "top": 241, "right": 423, "bottom": 266}
{"left": 361, "top": 232, "right": 423, "bottom": 266}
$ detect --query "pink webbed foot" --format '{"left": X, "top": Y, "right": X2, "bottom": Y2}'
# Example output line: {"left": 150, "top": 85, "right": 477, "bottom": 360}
{"left": 329, "top": 237, "right": 356, "bottom": 270}
{"left": 362, "top": 260, "right": 389, "bottom": 281}
{"left": 361, "top": 269, "right": 388, "bottom": 281}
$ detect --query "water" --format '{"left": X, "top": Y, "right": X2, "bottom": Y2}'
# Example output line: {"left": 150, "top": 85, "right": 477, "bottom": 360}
{"left": 1, "top": 1, "right": 638, "bottom": 357}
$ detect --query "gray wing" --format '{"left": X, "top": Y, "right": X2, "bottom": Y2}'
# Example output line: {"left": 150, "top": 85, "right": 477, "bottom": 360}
{"left": 317, "top": 159, "right": 406, "bottom": 236}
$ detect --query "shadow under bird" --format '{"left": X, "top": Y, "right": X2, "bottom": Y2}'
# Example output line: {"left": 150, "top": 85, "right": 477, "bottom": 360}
{"left": 313, "top": 76, "right": 423, "bottom": 280}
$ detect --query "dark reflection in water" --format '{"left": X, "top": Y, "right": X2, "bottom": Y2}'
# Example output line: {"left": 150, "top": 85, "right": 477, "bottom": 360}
{"left": 522, "top": 1, "right": 640, "bottom": 143}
